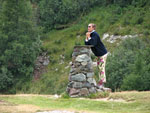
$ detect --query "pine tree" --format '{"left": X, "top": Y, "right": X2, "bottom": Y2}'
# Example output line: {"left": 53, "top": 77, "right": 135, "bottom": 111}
{"left": 0, "top": 0, "right": 41, "bottom": 92}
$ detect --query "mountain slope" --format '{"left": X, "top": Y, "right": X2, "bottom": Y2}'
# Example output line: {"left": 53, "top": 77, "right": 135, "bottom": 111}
{"left": 19, "top": 5, "right": 150, "bottom": 94}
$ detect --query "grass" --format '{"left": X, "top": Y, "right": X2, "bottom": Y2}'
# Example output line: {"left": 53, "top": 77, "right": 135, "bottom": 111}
{"left": 0, "top": 91, "right": 150, "bottom": 113}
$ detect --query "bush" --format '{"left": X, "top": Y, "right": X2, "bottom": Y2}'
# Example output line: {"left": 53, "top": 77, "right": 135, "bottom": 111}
{"left": 121, "top": 74, "right": 142, "bottom": 90}
{"left": 131, "top": 16, "right": 143, "bottom": 25}
{"left": 38, "top": 0, "right": 104, "bottom": 32}
{"left": 121, "top": 48, "right": 150, "bottom": 91}
{"left": 122, "top": 16, "right": 131, "bottom": 26}
{"left": 105, "top": 37, "right": 150, "bottom": 91}
{"left": 0, "top": 67, "right": 13, "bottom": 92}
{"left": 143, "top": 30, "right": 150, "bottom": 36}
{"left": 61, "top": 92, "right": 70, "bottom": 99}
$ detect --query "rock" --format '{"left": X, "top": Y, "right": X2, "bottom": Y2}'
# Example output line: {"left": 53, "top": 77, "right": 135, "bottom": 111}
{"left": 72, "top": 82, "right": 83, "bottom": 88}
{"left": 92, "top": 62, "right": 97, "bottom": 67}
{"left": 74, "top": 62, "right": 81, "bottom": 67}
{"left": 87, "top": 78, "right": 97, "bottom": 86}
{"left": 72, "top": 56, "right": 76, "bottom": 63}
{"left": 81, "top": 66, "right": 93, "bottom": 72}
{"left": 77, "top": 35, "right": 80, "bottom": 38}
{"left": 69, "top": 61, "right": 72, "bottom": 66}
{"left": 70, "top": 66, "right": 87, "bottom": 75}
{"left": 43, "top": 59, "right": 49, "bottom": 65}
{"left": 70, "top": 67, "right": 76, "bottom": 73}
{"left": 82, "top": 82, "right": 92, "bottom": 88}
{"left": 70, "top": 95, "right": 79, "bottom": 98}
{"left": 102, "top": 87, "right": 112, "bottom": 92}
{"left": 69, "top": 88, "right": 80, "bottom": 95}
{"left": 72, "top": 52, "right": 79, "bottom": 57}
{"left": 102, "top": 33, "right": 109, "bottom": 40}
{"left": 81, "top": 61, "right": 88, "bottom": 66}
{"left": 75, "top": 54, "right": 90, "bottom": 62}
{"left": 71, "top": 73, "right": 86, "bottom": 82}
{"left": 86, "top": 72, "right": 94, "bottom": 78}
{"left": 65, "top": 65, "right": 69, "bottom": 69}
{"left": 89, "top": 87, "right": 97, "bottom": 93}
{"left": 54, "top": 94, "right": 60, "bottom": 98}
{"left": 96, "top": 88, "right": 103, "bottom": 92}
{"left": 33, "top": 52, "right": 50, "bottom": 80}
{"left": 67, "top": 81, "right": 74, "bottom": 87}
{"left": 102, "top": 33, "right": 138, "bottom": 43}
{"left": 85, "top": 61, "right": 93, "bottom": 70}
{"left": 80, "top": 88, "right": 89, "bottom": 96}
{"left": 55, "top": 68, "right": 58, "bottom": 71}
{"left": 80, "top": 48, "right": 89, "bottom": 54}
{"left": 67, "top": 45, "right": 110, "bottom": 97}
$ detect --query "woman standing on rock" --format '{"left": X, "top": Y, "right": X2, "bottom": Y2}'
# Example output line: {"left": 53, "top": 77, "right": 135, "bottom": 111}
{"left": 85, "top": 23, "right": 108, "bottom": 89}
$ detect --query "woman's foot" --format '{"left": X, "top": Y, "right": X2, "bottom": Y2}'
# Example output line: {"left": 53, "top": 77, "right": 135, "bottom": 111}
{"left": 97, "top": 80, "right": 104, "bottom": 89}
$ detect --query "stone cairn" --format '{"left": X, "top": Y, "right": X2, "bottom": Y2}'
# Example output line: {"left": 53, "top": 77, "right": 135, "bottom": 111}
{"left": 66, "top": 45, "right": 103, "bottom": 97}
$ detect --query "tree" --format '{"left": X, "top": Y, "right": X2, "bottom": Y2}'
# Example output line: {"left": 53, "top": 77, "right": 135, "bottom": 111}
{"left": 0, "top": 0, "right": 41, "bottom": 92}
{"left": 38, "top": 0, "right": 104, "bottom": 32}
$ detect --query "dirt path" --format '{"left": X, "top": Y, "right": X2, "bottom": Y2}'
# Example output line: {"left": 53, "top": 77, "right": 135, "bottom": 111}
{"left": 0, "top": 99, "right": 42, "bottom": 113}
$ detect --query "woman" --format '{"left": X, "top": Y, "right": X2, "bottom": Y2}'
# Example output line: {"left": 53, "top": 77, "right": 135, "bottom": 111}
{"left": 85, "top": 23, "right": 108, "bottom": 89}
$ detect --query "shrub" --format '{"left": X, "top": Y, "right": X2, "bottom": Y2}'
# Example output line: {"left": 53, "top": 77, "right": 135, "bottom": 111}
{"left": 105, "top": 37, "right": 148, "bottom": 91}
{"left": 121, "top": 48, "right": 150, "bottom": 91}
{"left": 61, "top": 92, "right": 70, "bottom": 99}
{"left": 143, "top": 30, "right": 150, "bottom": 36}
{"left": 131, "top": 16, "right": 143, "bottom": 25}
{"left": 38, "top": 0, "right": 104, "bottom": 32}
{"left": 121, "top": 74, "right": 142, "bottom": 90}
{"left": 0, "top": 67, "right": 13, "bottom": 92}
{"left": 122, "top": 16, "right": 130, "bottom": 26}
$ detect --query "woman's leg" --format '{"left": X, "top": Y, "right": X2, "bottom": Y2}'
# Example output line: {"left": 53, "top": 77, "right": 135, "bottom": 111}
{"left": 97, "top": 54, "right": 108, "bottom": 87}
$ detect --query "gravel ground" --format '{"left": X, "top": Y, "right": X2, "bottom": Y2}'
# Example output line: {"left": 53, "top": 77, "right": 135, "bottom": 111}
{"left": 37, "top": 110, "right": 75, "bottom": 113}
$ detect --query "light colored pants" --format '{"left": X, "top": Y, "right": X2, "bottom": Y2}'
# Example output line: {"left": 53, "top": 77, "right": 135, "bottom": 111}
{"left": 97, "top": 53, "right": 108, "bottom": 85}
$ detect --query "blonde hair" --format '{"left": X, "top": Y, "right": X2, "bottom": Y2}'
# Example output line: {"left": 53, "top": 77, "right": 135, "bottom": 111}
{"left": 89, "top": 23, "right": 96, "bottom": 30}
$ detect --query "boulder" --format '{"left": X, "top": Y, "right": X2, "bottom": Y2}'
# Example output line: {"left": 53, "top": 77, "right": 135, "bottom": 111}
{"left": 75, "top": 54, "right": 91, "bottom": 62}
{"left": 69, "top": 88, "right": 80, "bottom": 95}
{"left": 86, "top": 72, "right": 94, "bottom": 78}
{"left": 71, "top": 73, "right": 86, "bottom": 82}
{"left": 72, "top": 82, "right": 83, "bottom": 88}
{"left": 80, "top": 88, "right": 89, "bottom": 96}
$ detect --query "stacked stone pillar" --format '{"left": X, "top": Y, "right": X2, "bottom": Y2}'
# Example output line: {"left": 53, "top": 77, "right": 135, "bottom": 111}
{"left": 67, "top": 45, "right": 101, "bottom": 97}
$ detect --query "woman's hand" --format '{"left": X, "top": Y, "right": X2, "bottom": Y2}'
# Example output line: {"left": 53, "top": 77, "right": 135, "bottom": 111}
{"left": 86, "top": 32, "right": 91, "bottom": 40}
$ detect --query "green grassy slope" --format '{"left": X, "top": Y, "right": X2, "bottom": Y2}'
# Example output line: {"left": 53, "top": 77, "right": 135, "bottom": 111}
{"left": 20, "top": 5, "right": 150, "bottom": 94}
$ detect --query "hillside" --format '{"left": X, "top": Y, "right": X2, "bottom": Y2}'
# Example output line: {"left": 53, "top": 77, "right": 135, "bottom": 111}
{"left": 16, "top": 4, "right": 150, "bottom": 94}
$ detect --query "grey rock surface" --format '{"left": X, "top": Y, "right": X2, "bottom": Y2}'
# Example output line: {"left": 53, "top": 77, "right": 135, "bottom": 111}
{"left": 75, "top": 54, "right": 91, "bottom": 62}
{"left": 72, "top": 82, "right": 83, "bottom": 88}
{"left": 80, "top": 88, "right": 89, "bottom": 96}
{"left": 71, "top": 73, "right": 86, "bottom": 82}
{"left": 102, "top": 33, "right": 138, "bottom": 43}
{"left": 86, "top": 72, "right": 94, "bottom": 78}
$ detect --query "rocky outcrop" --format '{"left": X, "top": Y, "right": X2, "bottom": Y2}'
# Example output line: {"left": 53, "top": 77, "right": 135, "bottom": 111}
{"left": 66, "top": 46, "right": 105, "bottom": 97}
{"left": 102, "top": 33, "right": 139, "bottom": 43}
{"left": 33, "top": 52, "right": 50, "bottom": 80}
